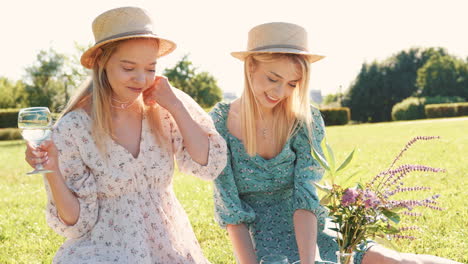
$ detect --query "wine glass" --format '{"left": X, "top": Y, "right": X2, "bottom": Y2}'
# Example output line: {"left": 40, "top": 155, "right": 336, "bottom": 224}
{"left": 260, "top": 254, "right": 289, "bottom": 264}
{"left": 18, "top": 107, "right": 53, "bottom": 174}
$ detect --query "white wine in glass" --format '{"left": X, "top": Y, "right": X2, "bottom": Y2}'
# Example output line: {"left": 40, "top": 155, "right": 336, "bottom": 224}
{"left": 18, "top": 107, "right": 53, "bottom": 174}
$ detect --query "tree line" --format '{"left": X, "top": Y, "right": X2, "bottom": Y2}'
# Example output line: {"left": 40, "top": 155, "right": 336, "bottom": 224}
{"left": 2, "top": 46, "right": 466, "bottom": 122}
{"left": 340, "top": 47, "right": 468, "bottom": 122}
{"left": 0, "top": 47, "right": 222, "bottom": 112}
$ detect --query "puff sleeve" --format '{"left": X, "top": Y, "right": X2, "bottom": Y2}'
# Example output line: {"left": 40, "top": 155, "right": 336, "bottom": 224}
{"left": 44, "top": 112, "right": 99, "bottom": 239}
{"left": 291, "top": 107, "right": 328, "bottom": 228}
{"left": 169, "top": 89, "right": 227, "bottom": 180}
{"left": 209, "top": 103, "right": 256, "bottom": 228}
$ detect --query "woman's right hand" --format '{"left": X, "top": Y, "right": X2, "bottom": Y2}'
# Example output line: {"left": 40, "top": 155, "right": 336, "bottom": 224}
{"left": 25, "top": 139, "right": 60, "bottom": 173}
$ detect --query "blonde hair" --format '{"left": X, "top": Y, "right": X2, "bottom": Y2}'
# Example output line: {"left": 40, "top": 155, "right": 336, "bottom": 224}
{"left": 60, "top": 38, "right": 166, "bottom": 155}
{"left": 241, "top": 53, "right": 313, "bottom": 156}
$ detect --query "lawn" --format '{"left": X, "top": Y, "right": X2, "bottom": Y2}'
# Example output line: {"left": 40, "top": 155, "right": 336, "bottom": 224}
{"left": 0, "top": 117, "right": 466, "bottom": 263}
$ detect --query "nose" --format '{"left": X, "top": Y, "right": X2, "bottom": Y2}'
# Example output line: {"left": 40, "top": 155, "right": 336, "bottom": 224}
{"left": 133, "top": 71, "right": 146, "bottom": 84}
{"left": 272, "top": 83, "right": 286, "bottom": 98}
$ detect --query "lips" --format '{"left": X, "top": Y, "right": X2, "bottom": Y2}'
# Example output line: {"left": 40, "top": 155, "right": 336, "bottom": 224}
{"left": 128, "top": 87, "right": 143, "bottom": 93}
{"left": 265, "top": 92, "right": 280, "bottom": 103}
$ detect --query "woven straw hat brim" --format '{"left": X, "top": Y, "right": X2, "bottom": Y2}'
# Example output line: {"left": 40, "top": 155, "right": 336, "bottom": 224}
{"left": 231, "top": 48, "right": 325, "bottom": 63}
{"left": 80, "top": 33, "right": 176, "bottom": 69}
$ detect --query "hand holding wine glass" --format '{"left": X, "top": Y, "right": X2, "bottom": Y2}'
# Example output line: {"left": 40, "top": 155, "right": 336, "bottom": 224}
{"left": 19, "top": 107, "right": 54, "bottom": 174}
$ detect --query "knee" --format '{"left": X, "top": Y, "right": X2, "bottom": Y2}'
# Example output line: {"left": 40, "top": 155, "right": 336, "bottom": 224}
{"left": 362, "top": 246, "right": 404, "bottom": 264}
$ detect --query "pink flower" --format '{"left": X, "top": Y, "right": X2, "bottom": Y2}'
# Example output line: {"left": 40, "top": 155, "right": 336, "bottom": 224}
{"left": 363, "top": 190, "right": 380, "bottom": 209}
{"left": 341, "top": 188, "right": 360, "bottom": 206}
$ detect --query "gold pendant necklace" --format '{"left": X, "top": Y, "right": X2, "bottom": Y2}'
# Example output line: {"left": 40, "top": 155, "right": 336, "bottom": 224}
{"left": 111, "top": 97, "right": 137, "bottom": 110}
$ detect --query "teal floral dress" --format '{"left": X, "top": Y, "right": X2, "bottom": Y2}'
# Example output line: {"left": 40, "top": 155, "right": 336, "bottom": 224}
{"left": 209, "top": 102, "right": 368, "bottom": 264}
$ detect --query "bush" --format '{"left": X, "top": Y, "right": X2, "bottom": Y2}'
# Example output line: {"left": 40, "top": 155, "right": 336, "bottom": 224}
{"left": 0, "top": 109, "right": 20, "bottom": 128}
{"left": 392, "top": 97, "right": 425, "bottom": 121}
{"left": 392, "top": 96, "right": 466, "bottom": 121}
{"left": 456, "top": 103, "right": 468, "bottom": 116}
{"left": 320, "top": 107, "right": 350, "bottom": 126}
{"left": 0, "top": 109, "right": 61, "bottom": 128}
{"left": 0, "top": 128, "right": 22, "bottom": 140}
{"left": 425, "top": 95, "right": 465, "bottom": 104}
{"left": 425, "top": 103, "right": 458, "bottom": 118}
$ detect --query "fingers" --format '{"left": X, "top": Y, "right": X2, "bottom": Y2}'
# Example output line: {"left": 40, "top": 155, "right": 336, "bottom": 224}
{"left": 24, "top": 140, "right": 53, "bottom": 168}
{"left": 25, "top": 148, "right": 48, "bottom": 167}
{"left": 38, "top": 139, "right": 54, "bottom": 150}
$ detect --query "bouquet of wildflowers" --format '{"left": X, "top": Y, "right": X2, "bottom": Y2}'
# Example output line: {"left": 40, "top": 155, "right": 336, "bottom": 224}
{"left": 312, "top": 136, "right": 445, "bottom": 264}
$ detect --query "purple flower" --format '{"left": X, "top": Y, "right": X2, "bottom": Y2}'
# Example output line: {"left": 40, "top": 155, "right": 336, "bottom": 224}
{"left": 363, "top": 190, "right": 380, "bottom": 209}
{"left": 341, "top": 188, "right": 359, "bottom": 206}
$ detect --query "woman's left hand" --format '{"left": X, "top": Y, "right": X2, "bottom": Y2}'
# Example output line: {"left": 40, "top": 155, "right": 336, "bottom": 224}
{"left": 143, "top": 76, "right": 182, "bottom": 113}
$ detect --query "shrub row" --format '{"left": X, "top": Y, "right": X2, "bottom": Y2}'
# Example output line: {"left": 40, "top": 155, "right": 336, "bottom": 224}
{"left": 320, "top": 107, "right": 350, "bottom": 126}
{"left": 0, "top": 128, "right": 22, "bottom": 140}
{"left": 0, "top": 109, "right": 20, "bottom": 128}
{"left": 425, "top": 102, "right": 468, "bottom": 118}
{"left": 392, "top": 96, "right": 465, "bottom": 121}
{"left": 0, "top": 109, "right": 60, "bottom": 128}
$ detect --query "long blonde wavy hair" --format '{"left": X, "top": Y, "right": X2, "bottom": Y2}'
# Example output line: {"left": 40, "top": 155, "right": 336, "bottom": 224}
{"left": 241, "top": 53, "right": 314, "bottom": 156}
{"left": 59, "top": 38, "right": 166, "bottom": 155}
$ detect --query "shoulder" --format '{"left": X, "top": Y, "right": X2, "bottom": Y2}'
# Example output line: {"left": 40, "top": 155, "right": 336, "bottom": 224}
{"left": 310, "top": 105, "right": 325, "bottom": 130}
{"left": 293, "top": 105, "right": 325, "bottom": 144}
{"left": 55, "top": 108, "right": 89, "bottom": 132}
{"left": 173, "top": 87, "right": 202, "bottom": 110}
{"left": 209, "top": 101, "right": 230, "bottom": 121}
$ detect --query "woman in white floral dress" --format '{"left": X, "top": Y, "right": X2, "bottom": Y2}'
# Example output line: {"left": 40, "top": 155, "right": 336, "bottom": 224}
{"left": 23, "top": 7, "right": 227, "bottom": 264}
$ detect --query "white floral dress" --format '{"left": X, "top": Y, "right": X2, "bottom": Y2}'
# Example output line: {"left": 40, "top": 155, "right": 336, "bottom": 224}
{"left": 44, "top": 90, "right": 227, "bottom": 264}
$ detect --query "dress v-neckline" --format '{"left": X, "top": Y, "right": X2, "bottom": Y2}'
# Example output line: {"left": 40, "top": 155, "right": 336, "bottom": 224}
{"left": 77, "top": 108, "right": 145, "bottom": 160}
{"left": 222, "top": 103, "right": 293, "bottom": 164}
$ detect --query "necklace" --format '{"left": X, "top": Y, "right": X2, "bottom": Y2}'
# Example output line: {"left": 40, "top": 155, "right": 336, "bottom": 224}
{"left": 111, "top": 97, "right": 137, "bottom": 110}
{"left": 261, "top": 128, "right": 268, "bottom": 139}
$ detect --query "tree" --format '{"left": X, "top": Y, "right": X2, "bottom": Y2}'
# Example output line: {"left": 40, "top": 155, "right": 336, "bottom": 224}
{"left": 416, "top": 55, "right": 468, "bottom": 100}
{"left": 23, "top": 45, "right": 89, "bottom": 112}
{"left": 191, "top": 72, "right": 223, "bottom": 108}
{"left": 163, "top": 55, "right": 222, "bottom": 108}
{"left": 0, "top": 77, "right": 17, "bottom": 108}
{"left": 322, "top": 93, "right": 344, "bottom": 106}
{"left": 343, "top": 62, "right": 389, "bottom": 122}
{"left": 24, "top": 48, "right": 66, "bottom": 110}
{"left": 343, "top": 47, "right": 450, "bottom": 122}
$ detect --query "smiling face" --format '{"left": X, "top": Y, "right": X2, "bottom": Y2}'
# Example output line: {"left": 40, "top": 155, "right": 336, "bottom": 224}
{"left": 104, "top": 38, "right": 159, "bottom": 102}
{"left": 248, "top": 55, "right": 302, "bottom": 113}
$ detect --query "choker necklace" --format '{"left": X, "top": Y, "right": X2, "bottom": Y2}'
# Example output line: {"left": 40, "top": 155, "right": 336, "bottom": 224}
{"left": 111, "top": 97, "right": 137, "bottom": 110}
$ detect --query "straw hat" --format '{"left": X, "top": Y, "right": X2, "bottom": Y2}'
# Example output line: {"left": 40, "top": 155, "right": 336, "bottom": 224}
{"left": 231, "top": 22, "right": 324, "bottom": 63}
{"left": 80, "top": 6, "right": 176, "bottom": 69}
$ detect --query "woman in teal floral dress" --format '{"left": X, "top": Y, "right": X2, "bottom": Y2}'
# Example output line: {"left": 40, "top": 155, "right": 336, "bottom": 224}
{"left": 209, "top": 22, "right": 460, "bottom": 264}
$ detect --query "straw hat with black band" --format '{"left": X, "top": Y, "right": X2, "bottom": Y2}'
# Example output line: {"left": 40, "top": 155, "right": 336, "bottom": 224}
{"left": 231, "top": 22, "right": 324, "bottom": 63}
{"left": 80, "top": 6, "right": 176, "bottom": 69}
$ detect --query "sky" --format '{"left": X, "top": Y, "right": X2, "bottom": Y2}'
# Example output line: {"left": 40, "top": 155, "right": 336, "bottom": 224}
{"left": 1, "top": 0, "right": 467, "bottom": 96}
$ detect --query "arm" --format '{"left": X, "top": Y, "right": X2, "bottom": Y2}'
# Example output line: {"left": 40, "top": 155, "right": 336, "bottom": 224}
{"left": 45, "top": 167, "right": 80, "bottom": 225}
{"left": 294, "top": 209, "right": 318, "bottom": 264}
{"left": 292, "top": 107, "right": 328, "bottom": 263}
{"left": 166, "top": 100, "right": 209, "bottom": 165}
{"left": 37, "top": 112, "right": 98, "bottom": 238}
{"left": 227, "top": 224, "right": 258, "bottom": 264}
{"left": 209, "top": 103, "right": 257, "bottom": 263}
{"left": 143, "top": 76, "right": 209, "bottom": 165}
{"left": 26, "top": 140, "right": 80, "bottom": 225}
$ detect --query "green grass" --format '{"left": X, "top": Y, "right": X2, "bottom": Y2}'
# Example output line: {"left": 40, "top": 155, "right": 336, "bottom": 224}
{"left": 0, "top": 117, "right": 467, "bottom": 263}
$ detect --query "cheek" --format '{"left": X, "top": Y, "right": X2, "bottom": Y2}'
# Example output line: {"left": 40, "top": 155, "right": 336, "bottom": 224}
{"left": 146, "top": 73, "right": 156, "bottom": 85}
{"left": 107, "top": 68, "right": 131, "bottom": 84}
{"left": 251, "top": 76, "right": 269, "bottom": 94}
{"left": 284, "top": 88, "right": 295, "bottom": 99}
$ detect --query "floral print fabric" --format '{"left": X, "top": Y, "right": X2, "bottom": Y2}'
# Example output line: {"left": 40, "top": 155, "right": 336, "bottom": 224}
{"left": 209, "top": 102, "right": 368, "bottom": 264}
{"left": 44, "top": 89, "right": 227, "bottom": 264}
